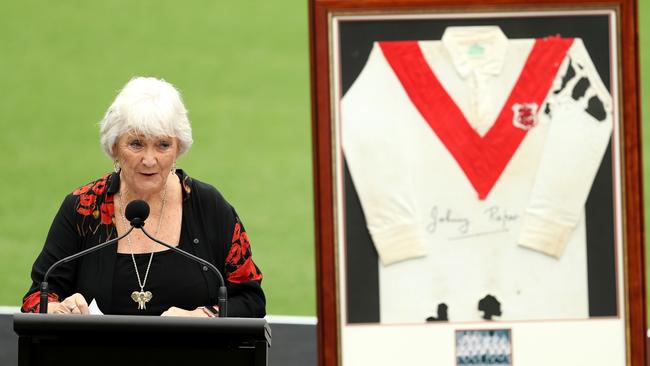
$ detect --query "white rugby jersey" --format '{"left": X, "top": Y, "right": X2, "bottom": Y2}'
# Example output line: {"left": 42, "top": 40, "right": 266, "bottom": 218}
{"left": 341, "top": 26, "right": 613, "bottom": 322}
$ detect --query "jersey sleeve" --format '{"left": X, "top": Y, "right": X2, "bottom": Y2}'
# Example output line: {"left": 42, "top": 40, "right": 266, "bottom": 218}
{"left": 518, "top": 38, "right": 613, "bottom": 258}
{"left": 341, "top": 43, "right": 428, "bottom": 266}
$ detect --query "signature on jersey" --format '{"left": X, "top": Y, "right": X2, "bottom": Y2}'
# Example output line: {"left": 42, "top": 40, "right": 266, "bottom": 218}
{"left": 427, "top": 205, "right": 519, "bottom": 240}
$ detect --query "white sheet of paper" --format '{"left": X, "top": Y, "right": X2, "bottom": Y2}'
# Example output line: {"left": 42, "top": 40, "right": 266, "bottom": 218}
{"left": 88, "top": 299, "right": 104, "bottom": 315}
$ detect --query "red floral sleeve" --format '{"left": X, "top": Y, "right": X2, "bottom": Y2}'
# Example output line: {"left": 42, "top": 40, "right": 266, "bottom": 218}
{"left": 21, "top": 292, "right": 60, "bottom": 313}
{"left": 225, "top": 221, "right": 263, "bottom": 283}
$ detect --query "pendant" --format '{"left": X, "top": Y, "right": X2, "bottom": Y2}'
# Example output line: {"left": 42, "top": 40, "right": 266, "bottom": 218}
{"left": 131, "top": 290, "right": 153, "bottom": 310}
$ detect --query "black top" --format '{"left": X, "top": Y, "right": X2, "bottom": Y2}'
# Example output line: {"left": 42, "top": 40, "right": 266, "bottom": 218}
{"left": 111, "top": 242, "right": 211, "bottom": 315}
{"left": 22, "top": 170, "right": 265, "bottom": 317}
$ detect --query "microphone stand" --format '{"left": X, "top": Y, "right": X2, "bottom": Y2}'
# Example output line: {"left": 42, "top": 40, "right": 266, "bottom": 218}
{"left": 138, "top": 226, "right": 228, "bottom": 318}
{"left": 39, "top": 226, "right": 136, "bottom": 314}
{"left": 39, "top": 200, "right": 228, "bottom": 317}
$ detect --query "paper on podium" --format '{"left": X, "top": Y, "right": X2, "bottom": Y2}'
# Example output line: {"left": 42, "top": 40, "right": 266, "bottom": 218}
{"left": 88, "top": 299, "right": 104, "bottom": 315}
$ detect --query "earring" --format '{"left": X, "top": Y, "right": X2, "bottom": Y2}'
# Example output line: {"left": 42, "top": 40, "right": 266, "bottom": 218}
{"left": 113, "top": 160, "right": 121, "bottom": 173}
{"left": 171, "top": 161, "right": 177, "bottom": 175}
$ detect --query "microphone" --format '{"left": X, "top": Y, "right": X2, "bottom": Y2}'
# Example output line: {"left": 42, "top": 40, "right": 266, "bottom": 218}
{"left": 125, "top": 199, "right": 149, "bottom": 228}
{"left": 128, "top": 200, "right": 229, "bottom": 317}
{"left": 38, "top": 200, "right": 145, "bottom": 313}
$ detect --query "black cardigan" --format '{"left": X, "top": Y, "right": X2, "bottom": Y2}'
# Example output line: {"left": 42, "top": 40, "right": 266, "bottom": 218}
{"left": 22, "top": 170, "right": 266, "bottom": 317}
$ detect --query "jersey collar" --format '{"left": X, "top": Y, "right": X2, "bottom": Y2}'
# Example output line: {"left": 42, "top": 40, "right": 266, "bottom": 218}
{"left": 441, "top": 26, "right": 508, "bottom": 78}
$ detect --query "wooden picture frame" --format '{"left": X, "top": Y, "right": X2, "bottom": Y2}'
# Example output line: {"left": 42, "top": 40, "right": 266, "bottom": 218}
{"left": 308, "top": 0, "right": 645, "bottom": 365}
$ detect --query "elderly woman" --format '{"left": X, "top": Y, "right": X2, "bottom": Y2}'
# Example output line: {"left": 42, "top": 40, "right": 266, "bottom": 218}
{"left": 21, "top": 77, "right": 265, "bottom": 317}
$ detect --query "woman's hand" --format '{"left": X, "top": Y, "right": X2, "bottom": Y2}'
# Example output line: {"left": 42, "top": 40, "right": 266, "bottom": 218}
{"left": 160, "top": 306, "right": 208, "bottom": 317}
{"left": 48, "top": 293, "right": 89, "bottom": 315}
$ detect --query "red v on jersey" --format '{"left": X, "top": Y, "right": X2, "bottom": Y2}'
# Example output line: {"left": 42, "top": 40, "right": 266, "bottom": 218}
{"left": 379, "top": 38, "right": 573, "bottom": 199}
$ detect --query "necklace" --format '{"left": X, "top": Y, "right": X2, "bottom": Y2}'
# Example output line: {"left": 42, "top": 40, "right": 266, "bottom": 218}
{"left": 117, "top": 183, "right": 168, "bottom": 310}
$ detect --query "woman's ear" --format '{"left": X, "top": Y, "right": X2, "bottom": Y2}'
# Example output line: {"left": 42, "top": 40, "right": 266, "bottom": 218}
{"left": 111, "top": 142, "right": 117, "bottom": 157}
{"left": 111, "top": 143, "right": 120, "bottom": 168}
{"left": 175, "top": 137, "right": 182, "bottom": 157}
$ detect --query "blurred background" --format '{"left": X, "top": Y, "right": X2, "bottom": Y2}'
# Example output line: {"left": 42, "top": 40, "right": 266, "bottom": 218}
{"left": 0, "top": 1, "right": 648, "bottom": 323}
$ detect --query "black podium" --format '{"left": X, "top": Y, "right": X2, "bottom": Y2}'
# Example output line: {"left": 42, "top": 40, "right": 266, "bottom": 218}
{"left": 13, "top": 313, "right": 271, "bottom": 366}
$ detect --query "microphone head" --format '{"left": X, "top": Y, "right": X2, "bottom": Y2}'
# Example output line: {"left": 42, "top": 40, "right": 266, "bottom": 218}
{"left": 125, "top": 199, "right": 150, "bottom": 228}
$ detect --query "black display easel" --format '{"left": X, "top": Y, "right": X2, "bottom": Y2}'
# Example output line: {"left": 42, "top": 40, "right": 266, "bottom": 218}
{"left": 13, "top": 313, "right": 271, "bottom": 366}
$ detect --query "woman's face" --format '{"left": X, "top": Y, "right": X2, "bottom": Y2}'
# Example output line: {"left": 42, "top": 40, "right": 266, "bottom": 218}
{"left": 113, "top": 132, "right": 179, "bottom": 197}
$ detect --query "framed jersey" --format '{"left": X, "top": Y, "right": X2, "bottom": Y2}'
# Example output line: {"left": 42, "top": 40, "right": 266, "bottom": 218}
{"left": 308, "top": 1, "right": 644, "bottom": 366}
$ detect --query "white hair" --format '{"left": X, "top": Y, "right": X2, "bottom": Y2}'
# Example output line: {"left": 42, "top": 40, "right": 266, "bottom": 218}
{"left": 99, "top": 76, "right": 193, "bottom": 157}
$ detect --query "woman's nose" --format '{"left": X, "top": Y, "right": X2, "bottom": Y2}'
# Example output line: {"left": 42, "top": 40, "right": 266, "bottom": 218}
{"left": 141, "top": 149, "right": 157, "bottom": 167}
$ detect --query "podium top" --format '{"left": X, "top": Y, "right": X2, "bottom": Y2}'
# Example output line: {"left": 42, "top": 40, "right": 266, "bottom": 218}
{"left": 13, "top": 313, "right": 271, "bottom": 346}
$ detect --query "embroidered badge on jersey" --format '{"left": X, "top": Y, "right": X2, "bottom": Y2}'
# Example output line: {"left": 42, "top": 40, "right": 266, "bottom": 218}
{"left": 511, "top": 103, "right": 539, "bottom": 130}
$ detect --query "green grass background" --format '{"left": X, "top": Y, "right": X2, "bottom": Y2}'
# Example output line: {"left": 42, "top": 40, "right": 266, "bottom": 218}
{"left": 1, "top": 1, "right": 650, "bottom": 321}
{"left": 0, "top": 0, "right": 314, "bottom": 315}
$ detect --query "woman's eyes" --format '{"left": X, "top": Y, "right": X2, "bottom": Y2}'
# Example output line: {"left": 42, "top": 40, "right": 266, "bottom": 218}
{"left": 126, "top": 139, "right": 172, "bottom": 150}
{"left": 129, "top": 140, "right": 144, "bottom": 148}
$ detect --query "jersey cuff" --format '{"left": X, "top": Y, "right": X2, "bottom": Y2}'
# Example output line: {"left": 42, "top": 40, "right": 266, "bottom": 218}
{"left": 370, "top": 223, "right": 427, "bottom": 265}
{"left": 517, "top": 213, "right": 573, "bottom": 258}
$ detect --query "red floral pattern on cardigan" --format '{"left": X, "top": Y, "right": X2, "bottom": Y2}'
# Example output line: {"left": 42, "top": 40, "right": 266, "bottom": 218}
{"left": 225, "top": 222, "right": 263, "bottom": 283}
{"left": 72, "top": 173, "right": 114, "bottom": 225}
{"left": 21, "top": 292, "right": 60, "bottom": 313}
